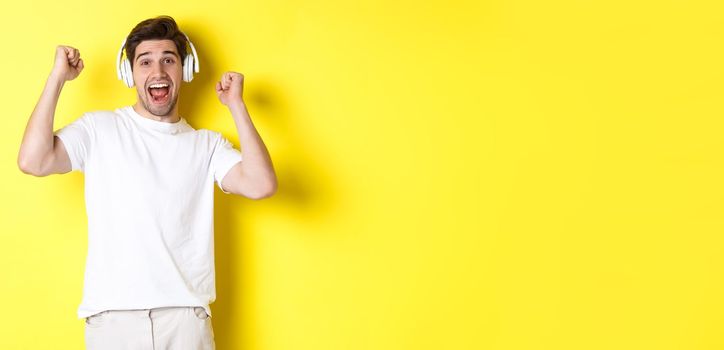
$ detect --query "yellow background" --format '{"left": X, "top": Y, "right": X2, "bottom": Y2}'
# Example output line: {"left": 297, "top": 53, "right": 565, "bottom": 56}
{"left": 1, "top": 0, "right": 722, "bottom": 349}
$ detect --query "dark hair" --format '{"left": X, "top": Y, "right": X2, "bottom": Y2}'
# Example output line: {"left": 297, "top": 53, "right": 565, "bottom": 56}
{"left": 125, "top": 15, "right": 188, "bottom": 70}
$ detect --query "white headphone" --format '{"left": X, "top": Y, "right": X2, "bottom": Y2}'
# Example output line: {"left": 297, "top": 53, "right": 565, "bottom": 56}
{"left": 116, "top": 32, "right": 200, "bottom": 88}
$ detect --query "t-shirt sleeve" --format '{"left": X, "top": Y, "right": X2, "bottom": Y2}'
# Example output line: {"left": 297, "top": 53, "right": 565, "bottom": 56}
{"left": 54, "top": 113, "right": 93, "bottom": 172}
{"left": 211, "top": 133, "right": 243, "bottom": 194}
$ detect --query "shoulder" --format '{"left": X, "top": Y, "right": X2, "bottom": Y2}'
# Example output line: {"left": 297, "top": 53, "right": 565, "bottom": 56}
{"left": 192, "top": 129, "right": 239, "bottom": 153}
{"left": 194, "top": 128, "right": 225, "bottom": 142}
{"left": 61, "top": 110, "right": 119, "bottom": 135}
{"left": 79, "top": 109, "right": 124, "bottom": 125}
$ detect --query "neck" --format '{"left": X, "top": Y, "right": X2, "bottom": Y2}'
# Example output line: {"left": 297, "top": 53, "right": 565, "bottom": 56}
{"left": 132, "top": 102, "right": 180, "bottom": 123}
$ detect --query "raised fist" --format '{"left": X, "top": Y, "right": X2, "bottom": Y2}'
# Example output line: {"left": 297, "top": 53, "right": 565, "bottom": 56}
{"left": 52, "top": 45, "right": 84, "bottom": 82}
{"left": 215, "top": 71, "right": 244, "bottom": 107}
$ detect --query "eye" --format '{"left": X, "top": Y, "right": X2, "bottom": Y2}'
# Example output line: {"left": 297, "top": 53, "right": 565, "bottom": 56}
{"left": 164, "top": 58, "right": 175, "bottom": 64}
{"left": 139, "top": 60, "right": 149, "bottom": 66}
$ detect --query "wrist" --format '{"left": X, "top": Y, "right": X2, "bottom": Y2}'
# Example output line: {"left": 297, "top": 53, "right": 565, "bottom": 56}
{"left": 47, "top": 71, "right": 66, "bottom": 85}
{"left": 227, "top": 99, "right": 246, "bottom": 111}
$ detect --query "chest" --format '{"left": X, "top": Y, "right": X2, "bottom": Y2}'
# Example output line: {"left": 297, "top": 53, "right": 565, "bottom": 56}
{"left": 87, "top": 129, "right": 213, "bottom": 196}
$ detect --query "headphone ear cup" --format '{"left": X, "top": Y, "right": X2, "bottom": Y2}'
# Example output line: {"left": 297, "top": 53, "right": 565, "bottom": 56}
{"left": 120, "top": 58, "right": 128, "bottom": 86}
{"left": 182, "top": 55, "right": 188, "bottom": 82}
{"left": 118, "top": 58, "right": 126, "bottom": 86}
{"left": 122, "top": 58, "right": 134, "bottom": 88}
{"left": 183, "top": 54, "right": 194, "bottom": 82}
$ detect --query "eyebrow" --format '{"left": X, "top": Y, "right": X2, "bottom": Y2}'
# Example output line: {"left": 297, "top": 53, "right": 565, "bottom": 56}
{"left": 136, "top": 50, "right": 180, "bottom": 62}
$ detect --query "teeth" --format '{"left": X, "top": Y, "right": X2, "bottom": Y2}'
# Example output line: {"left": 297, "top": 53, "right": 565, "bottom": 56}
{"left": 149, "top": 83, "right": 169, "bottom": 88}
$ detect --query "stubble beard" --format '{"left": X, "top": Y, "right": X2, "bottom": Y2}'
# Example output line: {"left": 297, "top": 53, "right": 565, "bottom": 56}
{"left": 139, "top": 90, "right": 178, "bottom": 118}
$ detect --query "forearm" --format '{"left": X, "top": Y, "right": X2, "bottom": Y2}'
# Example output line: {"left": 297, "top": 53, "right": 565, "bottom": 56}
{"left": 18, "top": 73, "right": 65, "bottom": 173}
{"left": 228, "top": 101, "right": 277, "bottom": 192}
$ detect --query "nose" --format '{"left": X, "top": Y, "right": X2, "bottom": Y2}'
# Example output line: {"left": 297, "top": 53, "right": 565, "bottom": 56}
{"left": 150, "top": 61, "right": 169, "bottom": 77}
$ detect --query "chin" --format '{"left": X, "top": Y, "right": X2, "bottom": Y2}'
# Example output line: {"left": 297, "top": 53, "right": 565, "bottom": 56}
{"left": 140, "top": 94, "right": 178, "bottom": 117}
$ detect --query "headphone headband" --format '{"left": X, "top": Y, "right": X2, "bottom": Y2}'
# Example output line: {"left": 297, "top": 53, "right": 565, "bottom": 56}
{"left": 182, "top": 32, "right": 200, "bottom": 73}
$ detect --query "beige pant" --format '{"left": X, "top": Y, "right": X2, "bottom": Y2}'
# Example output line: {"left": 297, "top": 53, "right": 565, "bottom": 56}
{"left": 84, "top": 306, "right": 215, "bottom": 350}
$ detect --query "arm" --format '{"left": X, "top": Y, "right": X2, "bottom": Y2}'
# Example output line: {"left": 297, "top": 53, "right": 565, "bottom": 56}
{"left": 18, "top": 45, "right": 84, "bottom": 177}
{"left": 216, "top": 72, "right": 278, "bottom": 199}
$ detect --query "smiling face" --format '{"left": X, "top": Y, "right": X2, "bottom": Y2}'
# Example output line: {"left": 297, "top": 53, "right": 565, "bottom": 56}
{"left": 131, "top": 39, "right": 183, "bottom": 120}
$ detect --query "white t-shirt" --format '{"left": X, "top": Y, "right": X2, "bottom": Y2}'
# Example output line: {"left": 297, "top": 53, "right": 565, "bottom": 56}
{"left": 55, "top": 106, "right": 242, "bottom": 319}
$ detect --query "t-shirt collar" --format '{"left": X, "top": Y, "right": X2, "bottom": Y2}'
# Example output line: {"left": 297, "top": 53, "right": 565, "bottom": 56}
{"left": 122, "top": 106, "right": 188, "bottom": 134}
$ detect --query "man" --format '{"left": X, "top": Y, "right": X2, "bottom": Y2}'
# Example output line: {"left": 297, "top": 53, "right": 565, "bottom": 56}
{"left": 17, "top": 16, "right": 277, "bottom": 350}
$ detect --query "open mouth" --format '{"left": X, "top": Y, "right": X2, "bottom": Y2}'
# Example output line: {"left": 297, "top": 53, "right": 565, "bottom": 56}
{"left": 148, "top": 83, "right": 170, "bottom": 104}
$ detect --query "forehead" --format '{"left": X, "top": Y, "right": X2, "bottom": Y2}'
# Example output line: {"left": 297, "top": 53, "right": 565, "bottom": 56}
{"left": 134, "top": 39, "right": 178, "bottom": 57}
